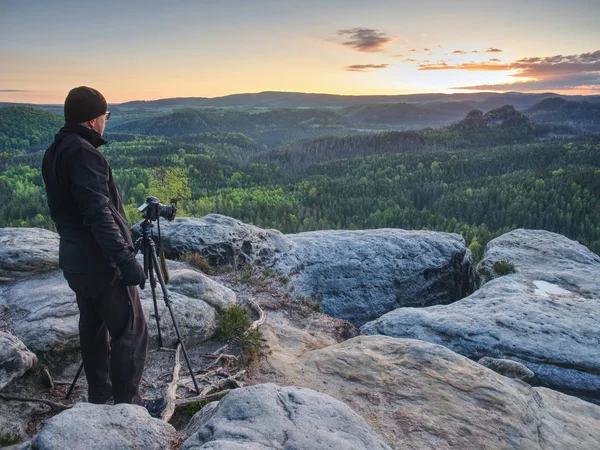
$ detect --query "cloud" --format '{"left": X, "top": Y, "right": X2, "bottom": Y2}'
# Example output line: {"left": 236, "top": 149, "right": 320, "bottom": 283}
{"left": 419, "top": 62, "right": 512, "bottom": 71}
{"left": 346, "top": 64, "right": 389, "bottom": 72}
{"left": 423, "top": 48, "right": 430, "bottom": 52}
{"left": 454, "top": 73, "right": 600, "bottom": 91}
{"left": 414, "top": 49, "right": 600, "bottom": 91}
{"left": 338, "top": 28, "right": 392, "bottom": 53}
{"left": 486, "top": 48, "right": 503, "bottom": 53}
{"left": 452, "top": 50, "right": 468, "bottom": 55}
{"left": 471, "top": 50, "right": 479, "bottom": 53}
{"left": 0, "top": 89, "right": 29, "bottom": 92}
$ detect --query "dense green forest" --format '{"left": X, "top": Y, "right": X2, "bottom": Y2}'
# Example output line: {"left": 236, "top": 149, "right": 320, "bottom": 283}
{"left": 0, "top": 101, "right": 598, "bottom": 259}
{"left": 0, "top": 106, "right": 63, "bottom": 154}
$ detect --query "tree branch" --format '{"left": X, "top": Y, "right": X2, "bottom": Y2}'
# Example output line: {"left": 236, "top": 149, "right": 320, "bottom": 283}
{"left": 0, "top": 394, "right": 72, "bottom": 412}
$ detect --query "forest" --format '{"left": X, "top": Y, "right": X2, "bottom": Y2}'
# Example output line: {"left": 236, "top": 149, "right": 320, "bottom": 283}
{"left": 0, "top": 95, "right": 598, "bottom": 259}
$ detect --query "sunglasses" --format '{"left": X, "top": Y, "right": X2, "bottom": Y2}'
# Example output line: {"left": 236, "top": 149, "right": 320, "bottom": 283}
{"left": 104, "top": 111, "right": 111, "bottom": 121}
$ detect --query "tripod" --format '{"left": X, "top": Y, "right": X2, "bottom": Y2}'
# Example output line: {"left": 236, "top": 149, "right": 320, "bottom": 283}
{"left": 135, "top": 218, "right": 199, "bottom": 393}
{"left": 66, "top": 218, "right": 200, "bottom": 399}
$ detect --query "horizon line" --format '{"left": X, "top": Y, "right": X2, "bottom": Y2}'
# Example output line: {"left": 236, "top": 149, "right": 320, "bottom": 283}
{"left": 1, "top": 89, "right": 597, "bottom": 106}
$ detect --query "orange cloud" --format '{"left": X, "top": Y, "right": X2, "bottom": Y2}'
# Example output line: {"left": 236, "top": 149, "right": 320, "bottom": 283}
{"left": 486, "top": 48, "right": 503, "bottom": 53}
{"left": 418, "top": 61, "right": 511, "bottom": 71}
{"left": 422, "top": 49, "right": 600, "bottom": 91}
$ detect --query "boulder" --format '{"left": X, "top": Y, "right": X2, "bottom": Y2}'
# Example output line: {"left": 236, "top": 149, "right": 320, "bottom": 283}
{"left": 0, "top": 331, "right": 37, "bottom": 390}
{"left": 0, "top": 228, "right": 59, "bottom": 282}
{"left": 131, "top": 215, "right": 293, "bottom": 265}
{"left": 0, "top": 260, "right": 235, "bottom": 359}
{"left": 272, "top": 229, "right": 471, "bottom": 326}
{"left": 476, "top": 228, "right": 600, "bottom": 296}
{"left": 0, "top": 270, "right": 80, "bottom": 357}
{"left": 273, "top": 335, "right": 600, "bottom": 450}
{"left": 362, "top": 229, "right": 600, "bottom": 401}
{"left": 18, "top": 402, "right": 176, "bottom": 450}
{"left": 181, "top": 383, "right": 391, "bottom": 450}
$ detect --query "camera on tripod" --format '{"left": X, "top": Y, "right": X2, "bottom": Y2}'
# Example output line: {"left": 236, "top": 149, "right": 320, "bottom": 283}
{"left": 137, "top": 196, "right": 177, "bottom": 221}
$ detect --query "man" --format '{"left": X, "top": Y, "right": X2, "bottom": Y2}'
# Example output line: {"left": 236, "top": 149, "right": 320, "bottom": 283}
{"left": 42, "top": 86, "right": 165, "bottom": 416}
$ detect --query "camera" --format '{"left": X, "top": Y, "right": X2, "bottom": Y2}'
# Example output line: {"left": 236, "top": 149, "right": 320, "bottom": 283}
{"left": 138, "top": 196, "right": 177, "bottom": 221}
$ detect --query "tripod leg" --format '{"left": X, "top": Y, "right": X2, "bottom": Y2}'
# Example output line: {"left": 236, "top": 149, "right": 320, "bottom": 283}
{"left": 149, "top": 244, "right": 201, "bottom": 394}
{"left": 148, "top": 257, "right": 164, "bottom": 349}
{"left": 65, "top": 361, "right": 84, "bottom": 399}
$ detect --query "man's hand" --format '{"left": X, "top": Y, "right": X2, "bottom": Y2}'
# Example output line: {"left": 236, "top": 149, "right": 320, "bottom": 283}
{"left": 117, "top": 257, "right": 146, "bottom": 286}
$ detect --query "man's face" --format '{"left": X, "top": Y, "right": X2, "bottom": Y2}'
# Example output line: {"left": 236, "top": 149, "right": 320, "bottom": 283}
{"left": 91, "top": 113, "right": 107, "bottom": 136}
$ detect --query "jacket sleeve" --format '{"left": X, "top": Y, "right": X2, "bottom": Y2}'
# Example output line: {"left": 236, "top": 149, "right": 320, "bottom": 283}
{"left": 67, "top": 145, "right": 134, "bottom": 265}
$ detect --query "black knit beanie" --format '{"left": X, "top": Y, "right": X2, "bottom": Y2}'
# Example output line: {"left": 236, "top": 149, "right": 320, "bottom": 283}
{"left": 64, "top": 86, "right": 107, "bottom": 124}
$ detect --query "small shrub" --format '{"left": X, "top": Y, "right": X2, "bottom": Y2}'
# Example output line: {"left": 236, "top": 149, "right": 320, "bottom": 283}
{"left": 278, "top": 275, "right": 289, "bottom": 285}
{"left": 216, "top": 305, "right": 252, "bottom": 341}
{"left": 0, "top": 432, "right": 20, "bottom": 446}
{"left": 215, "top": 305, "right": 263, "bottom": 366}
{"left": 189, "top": 253, "right": 211, "bottom": 273}
{"left": 493, "top": 260, "right": 516, "bottom": 275}
{"left": 179, "top": 252, "right": 211, "bottom": 273}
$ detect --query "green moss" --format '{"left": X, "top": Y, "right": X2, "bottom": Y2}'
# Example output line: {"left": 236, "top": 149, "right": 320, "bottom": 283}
{"left": 186, "top": 399, "right": 212, "bottom": 417}
{"left": 493, "top": 260, "right": 516, "bottom": 275}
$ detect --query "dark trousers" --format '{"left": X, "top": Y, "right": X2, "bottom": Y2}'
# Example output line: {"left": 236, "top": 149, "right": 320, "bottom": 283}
{"left": 64, "top": 270, "right": 148, "bottom": 405}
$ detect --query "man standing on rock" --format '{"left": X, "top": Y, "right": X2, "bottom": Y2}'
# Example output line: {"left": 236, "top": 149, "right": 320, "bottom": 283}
{"left": 41, "top": 86, "right": 165, "bottom": 416}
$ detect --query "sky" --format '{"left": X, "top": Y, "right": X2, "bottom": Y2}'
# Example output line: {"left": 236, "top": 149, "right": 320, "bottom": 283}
{"left": 1, "top": 0, "right": 599, "bottom": 104}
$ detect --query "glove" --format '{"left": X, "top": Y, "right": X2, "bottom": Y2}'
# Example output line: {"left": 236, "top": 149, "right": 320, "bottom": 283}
{"left": 117, "top": 256, "right": 146, "bottom": 286}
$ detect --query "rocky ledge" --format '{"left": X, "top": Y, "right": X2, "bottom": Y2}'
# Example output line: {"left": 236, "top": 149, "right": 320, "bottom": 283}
{"left": 142, "top": 215, "right": 472, "bottom": 326}
{"left": 362, "top": 229, "right": 600, "bottom": 402}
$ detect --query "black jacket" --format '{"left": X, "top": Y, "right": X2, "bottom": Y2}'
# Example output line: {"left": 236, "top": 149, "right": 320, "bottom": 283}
{"left": 42, "top": 124, "right": 135, "bottom": 273}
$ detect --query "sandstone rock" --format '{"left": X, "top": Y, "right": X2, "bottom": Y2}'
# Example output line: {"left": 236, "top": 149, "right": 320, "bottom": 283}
{"left": 270, "top": 335, "right": 600, "bottom": 450}
{"left": 483, "top": 104, "right": 527, "bottom": 127}
{"left": 18, "top": 402, "right": 176, "bottom": 450}
{"left": 0, "top": 331, "right": 37, "bottom": 390}
{"left": 181, "top": 383, "right": 391, "bottom": 450}
{"left": 167, "top": 267, "right": 236, "bottom": 311}
{"left": 362, "top": 229, "right": 600, "bottom": 401}
{"left": 272, "top": 228, "right": 471, "bottom": 326}
{"left": 131, "top": 215, "right": 293, "bottom": 265}
{"left": 478, "top": 357, "right": 535, "bottom": 380}
{"left": 0, "top": 259, "right": 235, "bottom": 358}
{"left": 0, "top": 228, "right": 59, "bottom": 281}
{"left": 456, "top": 109, "right": 484, "bottom": 128}
{"left": 0, "top": 270, "right": 79, "bottom": 357}
{"left": 476, "top": 228, "right": 600, "bottom": 296}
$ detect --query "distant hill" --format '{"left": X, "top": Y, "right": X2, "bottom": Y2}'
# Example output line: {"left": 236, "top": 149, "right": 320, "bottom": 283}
{"left": 525, "top": 98, "right": 600, "bottom": 132}
{"left": 253, "top": 131, "right": 426, "bottom": 169}
{"left": 254, "top": 105, "right": 543, "bottom": 169}
{"left": 108, "top": 107, "right": 354, "bottom": 148}
{"left": 0, "top": 106, "right": 62, "bottom": 154}
{"left": 114, "top": 91, "right": 584, "bottom": 110}
{"left": 342, "top": 101, "right": 475, "bottom": 127}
